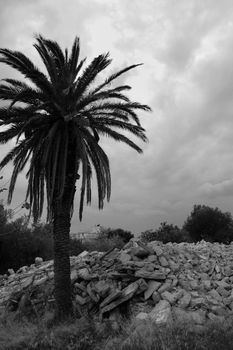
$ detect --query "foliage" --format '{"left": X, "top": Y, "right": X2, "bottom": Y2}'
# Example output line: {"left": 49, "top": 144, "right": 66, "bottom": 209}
{"left": 0, "top": 216, "right": 54, "bottom": 274}
{"left": 99, "top": 227, "right": 134, "bottom": 243}
{"left": 0, "top": 35, "right": 150, "bottom": 223}
{"left": 84, "top": 235, "right": 126, "bottom": 252}
{"left": 141, "top": 222, "right": 192, "bottom": 243}
{"left": 183, "top": 204, "right": 233, "bottom": 243}
{"left": 107, "top": 318, "right": 233, "bottom": 350}
{"left": 0, "top": 202, "right": 131, "bottom": 273}
{"left": 1, "top": 312, "right": 233, "bottom": 350}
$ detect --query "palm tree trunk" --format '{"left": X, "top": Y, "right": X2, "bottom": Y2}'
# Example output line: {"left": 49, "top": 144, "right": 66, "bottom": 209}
{"left": 52, "top": 147, "right": 77, "bottom": 320}
{"left": 53, "top": 207, "right": 73, "bottom": 320}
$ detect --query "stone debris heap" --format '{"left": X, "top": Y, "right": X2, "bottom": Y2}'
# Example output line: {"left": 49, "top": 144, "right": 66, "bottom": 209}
{"left": 1, "top": 239, "right": 233, "bottom": 326}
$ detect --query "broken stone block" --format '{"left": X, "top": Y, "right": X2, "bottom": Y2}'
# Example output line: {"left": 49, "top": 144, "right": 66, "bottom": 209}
{"left": 144, "top": 281, "right": 161, "bottom": 300}
{"left": 190, "top": 280, "right": 199, "bottom": 290}
{"left": 161, "top": 291, "right": 179, "bottom": 305}
{"left": 158, "top": 256, "right": 169, "bottom": 267}
{"left": 94, "top": 281, "right": 111, "bottom": 298}
{"left": 71, "top": 270, "right": 78, "bottom": 282}
{"left": 190, "top": 297, "right": 206, "bottom": 308}
{"left": 145, "top": 264, "right": 155, "bottom": 272}
{"left": 137, "top": 241, "right": 154, "bottom": 255}
{"left": 171, "top": 277, "right": 178, "bottom": 287}
{"left": 20, "top": 276, "right": 33, "bottom": 289}
{"left": 135, "top": 312, "right": 148, "bottom": 321}
{"left": 224, "top": 266, "right": 233, "bottom": 277}
{"left": 223, "top": 295, "right": 233, "bottom": 306}
{"left": 87, "top": 283, "right": 100, "bottom": 303}
{"left": 229, "top": 301, "right": 233, "bottom": 310}
{"left": 209, "top": 289, "right": 222, "bottom": 302}
{"left": 33, "top": 276, "right": 48, "bottom": 286}
{"left": 131, "top": 247, "right": 149, "bottom": 259}
{"left": 135, "top": 269, "right": 166, "bottom": 280}
{"left": 100, "top": 279, "right": 147, "bottom": 316}
{"left": 215, "top": 264, "right": 221, "bottom": 273}
{"left": 152, "top": 291, "right": 161, "bottom": 304}
{"left": 203, "top": 280, "right": 211, "bottom": 291}
{"left": 118, "top": 252, "right": 131, "bottom": 264}
{"left": 77, "top": 268, "right": 90, "bottom": 280}
{"left": 75, "top": 294, "right": 89, "bottom": 305}
{"left": 149, "top": 300, "right": 172, "bottom": 325}
{"left": 78, "top": 251, "right": 89, "bottom": 259}
{"left": 178, "top": 292, "right": 191, "bottom": 308}
{"left": 210, "top": 305, "right": 227, "bottom": 316}
{"left": 216, "top": 286, "right": 230, "bottom": 298}
{"left": 147, "top": 255, "right": 157, "bottom": 263}
{"left": 35, "top": 257, "right": 43, "bottom": 266}
{"left": 74, "top": 282, "right": 86, "bottom": 293}
{"left": 215, "top": 280, "right": 231, "bottom": 290}
{"left": 125, "top": 279, "right": 148, "bottom": 296}
{"left": 17, "top": 266, "right": 28, "bottom": 274}
{"left": 152, "top": 246, "right": 163, "bottom": 257}
{"left": 215, "top": 273, "right": 222, "bottom": 280}
{"left": 100, "top": 290, "right": 122, "bottom": 309}
{"left": 178, "top": 279, "right": 191, "bottom": 290}
{"left": 158, "top": 280, "right": 172, "bottom": 294}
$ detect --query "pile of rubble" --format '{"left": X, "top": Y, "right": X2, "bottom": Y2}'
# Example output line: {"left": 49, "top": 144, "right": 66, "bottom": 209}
{"left": 1, "top": 239, "right": 233, "bottom": 327}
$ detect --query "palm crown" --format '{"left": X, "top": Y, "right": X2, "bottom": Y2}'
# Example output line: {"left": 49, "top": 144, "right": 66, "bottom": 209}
{"left": 0, "top": 35, "right": 151, "bottom": 222}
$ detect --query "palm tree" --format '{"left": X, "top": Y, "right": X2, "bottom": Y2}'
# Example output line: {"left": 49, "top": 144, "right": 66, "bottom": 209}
{"left": 0, "top": 35, "right": 151, "bottom": 319}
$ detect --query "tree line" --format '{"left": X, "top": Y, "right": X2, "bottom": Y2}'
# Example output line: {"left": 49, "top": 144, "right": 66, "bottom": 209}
{"left": 141, "top": 204, "right": 233, "bottom": 244}
{"left": 1, "top": 202, "right": 233, "bottom": 277}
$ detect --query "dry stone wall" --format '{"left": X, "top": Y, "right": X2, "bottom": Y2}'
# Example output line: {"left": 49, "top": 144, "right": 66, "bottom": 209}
{"left": 1, "top": 239, "right": 233, "bottom": 327}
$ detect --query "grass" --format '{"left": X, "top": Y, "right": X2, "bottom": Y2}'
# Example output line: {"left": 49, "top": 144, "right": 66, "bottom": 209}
{"left": 1, "top": 311, "right": 233, "bottom": 350}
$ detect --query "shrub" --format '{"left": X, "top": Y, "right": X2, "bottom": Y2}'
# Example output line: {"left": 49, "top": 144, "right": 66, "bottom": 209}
{"left": 141, "top": 222, "right": 192, "bottom": 243}
{"left": 0, "top": 211, "right": 87, "bottom": 273}
{"left": 1, "top": 313, "right": 233, "bottom": 350}
{"left": 0, "top": 218, "right": 54, "bottom": 274}
{"left": 99, "top": 227, "right": 134, "bottom": 243}
{"left": 183, "top": 204, "right": 233, "bottom": 243}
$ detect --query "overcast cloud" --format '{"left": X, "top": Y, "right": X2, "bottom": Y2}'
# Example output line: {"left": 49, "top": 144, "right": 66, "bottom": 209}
{"left": 1, "top": 0, "right": 233, "bottom": 234}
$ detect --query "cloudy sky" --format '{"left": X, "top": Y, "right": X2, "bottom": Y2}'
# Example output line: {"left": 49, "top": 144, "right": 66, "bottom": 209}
{"left": 1, "top": 0, "right": 233, "bottom": 235}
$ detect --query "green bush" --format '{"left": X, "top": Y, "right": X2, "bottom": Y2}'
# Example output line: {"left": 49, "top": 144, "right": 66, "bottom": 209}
{"left": 183, "top": 204, "right": 233, "bottom": 243}
{"left": 1, "top": 313, "right": 233, "bottom": 350}
{"left": 84, "top": 235, "right": 126, "bottom": 252}
{"left": 100, "top": 228, "right": 133, "bottom": 243}
{"left": 141, "top": 222, "right": 192, "bottom": 243}
{"left": 0, "top": 218, "right": 54, "bottom": 274}
{"left": 107, "top": 318, "right": 233, "bottom": 350}
{"left": 0, "top": 205, "right": 133, "bottom": 273}
{"left": 0, "top": 211, "right": 86, "bottom": 273}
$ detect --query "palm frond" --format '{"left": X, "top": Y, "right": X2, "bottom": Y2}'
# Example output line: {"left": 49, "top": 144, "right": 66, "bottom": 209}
{"left": 0, "top": 125, "right": 21, "bottom": 144}
{"left": 0, "top": 142, "right": 23, "bottom": 169}
{"left": 0, "top": 48, "right": 53, "bottom": 94}
{"left": 39, "top": 36, "right": 65, "bottom": 69}
{"left": 97, "top": 126, "right": 144, "bottom": 153}
{"left": 33, "top": 40, "right": 58, "bottom": 86}
{"left": 76, "top": 86, "right": 131, "bottom": 110}
{"left": 93, "top": 64, "right": 143, "bottom": 93}
{"left": 69, "top": 37, "right": 80, "bottom": 77}
{"left": 93, "top": 118, "right": 147, "bottom": 142}
{"left": 74, "top": 53, "right": 112, "bottom": 100}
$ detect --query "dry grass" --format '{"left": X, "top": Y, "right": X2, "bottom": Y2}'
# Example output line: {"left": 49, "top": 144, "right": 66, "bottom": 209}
{"left": 0, "top": 311, "right": 233, "bottom": 350}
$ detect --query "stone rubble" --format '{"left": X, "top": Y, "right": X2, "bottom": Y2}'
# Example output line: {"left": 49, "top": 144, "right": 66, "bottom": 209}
{"left": 1, "top": 239, "right": 233, "bottom": 327}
